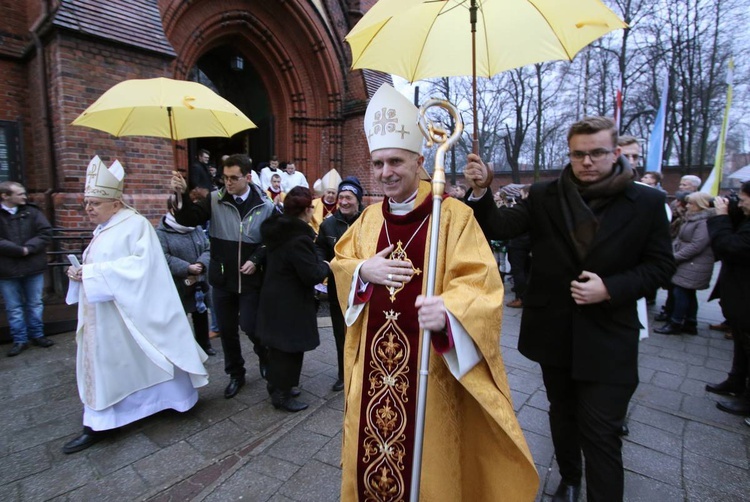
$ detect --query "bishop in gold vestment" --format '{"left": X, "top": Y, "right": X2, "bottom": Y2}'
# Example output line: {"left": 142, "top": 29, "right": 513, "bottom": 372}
{"left": 331, "top": 84, "right": 538, "bottom": 501}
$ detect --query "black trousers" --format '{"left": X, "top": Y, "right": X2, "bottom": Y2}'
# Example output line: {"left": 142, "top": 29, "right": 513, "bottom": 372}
{"left": 542, "top": 365, "right": 637, "bottom": 502}
{"left": 507, "top": 244, "right": 531, "bottom": 299}
{"left": 329, "top": 290, "right": 346, "bottom": 381}
{"left": 212, "top": 286, "right": 264, "bottom": 379}
{"left": 190, "top": 310, "right": 210, "bottom": 351}
{"left": 267, "top": 348, "right": 304, "bottom": 392}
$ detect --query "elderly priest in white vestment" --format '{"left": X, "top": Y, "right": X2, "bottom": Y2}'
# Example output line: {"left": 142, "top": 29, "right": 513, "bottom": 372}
{"left": 63, "top": 156, "right": 209, "bottom": 454}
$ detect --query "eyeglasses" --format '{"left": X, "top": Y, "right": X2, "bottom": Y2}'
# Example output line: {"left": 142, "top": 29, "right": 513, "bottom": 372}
{"left": 569, "top": 149, "right": 614, "bottom": 161}
{"left": 82, "top": 200, "right": 114, "bottom": 209}
{"left": 222, "top": 175, "right": 244, "bottom": 182}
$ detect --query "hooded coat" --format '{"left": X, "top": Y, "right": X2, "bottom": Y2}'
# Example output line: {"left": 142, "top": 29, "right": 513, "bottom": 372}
{"left": 256, "top": 214, "right": 329, "bottom": 353}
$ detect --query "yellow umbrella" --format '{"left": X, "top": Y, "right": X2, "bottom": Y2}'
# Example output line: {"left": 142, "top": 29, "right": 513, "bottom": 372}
{"left": 346, "top": 0, "right": 626, "bottom": 155}
{"left": 72, "top": 77, "right": 256, "bottom": 140}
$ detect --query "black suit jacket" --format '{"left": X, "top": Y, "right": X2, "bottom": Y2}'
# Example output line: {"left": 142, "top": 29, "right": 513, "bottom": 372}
{"left": 469, "top": 179, "right": 675, "bottom": 385}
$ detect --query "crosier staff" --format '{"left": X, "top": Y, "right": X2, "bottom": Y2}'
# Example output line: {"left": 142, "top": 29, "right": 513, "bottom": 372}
{"left": 409, "top": 98, "right": 463, "bottom": 501}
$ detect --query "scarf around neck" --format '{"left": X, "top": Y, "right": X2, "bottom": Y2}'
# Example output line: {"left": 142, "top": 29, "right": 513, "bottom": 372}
{"left": 558, "top": 157, "right": 635, "bottom": 260}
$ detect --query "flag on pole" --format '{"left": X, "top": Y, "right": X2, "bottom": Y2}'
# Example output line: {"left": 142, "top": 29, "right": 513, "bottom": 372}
{"left": 646, "top": 75, "right": 669, "bottom": 172}
{"left": 701, "top": 59, "right": 734, "bottom": 196}
{"left": 613, "top": 72, "right": 623, "bottom": 131}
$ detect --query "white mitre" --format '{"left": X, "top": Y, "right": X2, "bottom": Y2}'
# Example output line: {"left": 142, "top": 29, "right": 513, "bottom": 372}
{"left": 320, "top": 169, "right": 342, "bottom": 191}
{"left": 84, "top": 155, "right": 125, "bottom": 199}
{"left": 365, "top": 84, "right": 424, "bottom": 154}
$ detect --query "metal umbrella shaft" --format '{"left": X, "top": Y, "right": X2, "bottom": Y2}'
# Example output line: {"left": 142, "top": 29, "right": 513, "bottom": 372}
{"left": 410, "top": 99, "right": 463, "bottom": 501}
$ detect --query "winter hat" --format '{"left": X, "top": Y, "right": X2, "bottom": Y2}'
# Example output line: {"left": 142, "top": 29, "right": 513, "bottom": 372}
{"left": 337, "top": 176, "right": 364, "bottom": 204}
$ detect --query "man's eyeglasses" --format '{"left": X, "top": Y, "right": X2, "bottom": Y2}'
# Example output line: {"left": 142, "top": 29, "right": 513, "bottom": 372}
{"left": 569, "top": 149, "right": 614, "bottom": 161}
{"left": 222, "top": 175, "right": 244, "bottom": 183}
{"left": 82, "top": 200, "right": 114, "bottom": 209}
{"left": 623, "top": 153, "right": 641, "bottom": 162}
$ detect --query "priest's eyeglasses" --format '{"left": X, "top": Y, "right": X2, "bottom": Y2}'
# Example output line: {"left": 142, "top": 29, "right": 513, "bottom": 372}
{"left": 569, "top": 149, "right": 614, "bottom": 161}
{"left": 82, "top": 199, "right": 115, "bottom": 209}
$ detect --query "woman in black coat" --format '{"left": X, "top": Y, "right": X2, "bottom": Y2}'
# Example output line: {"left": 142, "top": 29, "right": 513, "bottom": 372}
{"left": 257, "top": 187, "right": 329, "bottom": 412}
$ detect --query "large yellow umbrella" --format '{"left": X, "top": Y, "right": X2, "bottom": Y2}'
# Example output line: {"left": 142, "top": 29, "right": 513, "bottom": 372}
{"left": 72, "top": 77, "right": 256, "bottom": 140}
{"left": 346, "top": 0, "right": 626, "bottom": 155}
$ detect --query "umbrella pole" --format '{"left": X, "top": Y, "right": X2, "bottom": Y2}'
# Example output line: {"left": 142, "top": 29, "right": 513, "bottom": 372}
{"left": 167, "top": 106, "right": 183, "bottom": 213}
{"left": 469, "top": 0, "right": 493, "bottom": 189}
{"left": 471, "top": 0, "right": 478, "bottom": 155}
{"left": 410, "top": 99, "right": 464, "bottom": 502}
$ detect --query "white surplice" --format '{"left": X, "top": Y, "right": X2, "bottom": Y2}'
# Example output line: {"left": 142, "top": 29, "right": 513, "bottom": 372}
{"left": 68, "top": 208, "right": 208, "bottom": 430}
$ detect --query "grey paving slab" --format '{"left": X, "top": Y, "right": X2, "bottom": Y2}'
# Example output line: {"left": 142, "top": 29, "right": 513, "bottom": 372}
{"left": 683, "top": 421, "right": 748, "bottom": 469}
{"left": 246, "top": 454, "right": 301, "bottom": 482}
{"left": 0, "top": 443, "right": 51, "bottom": 485}
{"left": 266, "top": 426, "right": 331, "bottom": 467}
{"left": 203, "top": 468, "right": 282, "bottom": 502}
{"left": 682, "top": 449, "right": 750, "bottom": 497}
{"left": 64, "top": 465, "right": 151, "bottom": 501}
{"left": 628, "top": 403, "right": 688, "bottom": 435}
{"left": 302, "top": 404, "right": 345, "bottom": 438}
{"left": 624, "top": 420, "right": 682, "bottom": 458}
{"left": 132, "top": 440, "right": 207, "bottom": 489}
{"left": 17, "top": 456, "right": 96, "bottom": 500}
{"left": 88, "top": 431, "right": 160, "bottom": 476}
{"left": 623, "top": 471, "right": 685, "bottom": 502}
{"left": 186, "top": 418, "right": 249, "bottom": 458}
{"left": 632, "top": 382, "right": 684, "bottom": 410}
{"left": 622, "top": 441, "right": 682, "bottom": 485}
{"left": 312, "top": 431, "right": 343, "bottom": 468}
{"left": 278, "top": 459, "right": 342, "bottom": 502}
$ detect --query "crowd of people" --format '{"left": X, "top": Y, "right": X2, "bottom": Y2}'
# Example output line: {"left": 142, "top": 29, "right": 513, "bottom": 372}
{"left": 2, "top": 82, "right": 749, "bottom": 501}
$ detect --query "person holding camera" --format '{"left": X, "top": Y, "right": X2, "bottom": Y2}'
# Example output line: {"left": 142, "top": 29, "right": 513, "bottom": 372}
{"left": 706, "top": 182, "right": 750, "bottom": 422}
{"left": 156, "top": 212, "right": 216, "bottom": 356}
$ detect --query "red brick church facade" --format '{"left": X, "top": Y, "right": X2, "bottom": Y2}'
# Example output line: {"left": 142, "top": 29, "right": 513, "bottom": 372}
{"left": 0, "top": 0, "right": 386, "bottom": 227}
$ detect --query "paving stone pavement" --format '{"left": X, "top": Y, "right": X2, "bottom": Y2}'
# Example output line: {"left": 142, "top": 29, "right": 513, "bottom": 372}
{"left": 1, "top": 282, "right": 748, "bottom": 501}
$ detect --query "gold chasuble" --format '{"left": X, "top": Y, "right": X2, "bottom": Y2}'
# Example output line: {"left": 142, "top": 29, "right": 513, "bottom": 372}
{"left": 332, "top": 181, "right": 538, "bottom": 502}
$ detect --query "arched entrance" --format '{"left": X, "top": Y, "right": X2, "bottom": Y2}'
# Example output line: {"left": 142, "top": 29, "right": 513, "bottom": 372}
{"left": 187, "top": 45, "right": 273, "bottom": 168}
{"left": 160, "top": 0, "right": 348, "bottom": 184}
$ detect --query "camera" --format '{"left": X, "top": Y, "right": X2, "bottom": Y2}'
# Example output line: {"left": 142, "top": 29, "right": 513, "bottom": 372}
{"left": 726, "top": 191, "right": 745, "bottom": 228}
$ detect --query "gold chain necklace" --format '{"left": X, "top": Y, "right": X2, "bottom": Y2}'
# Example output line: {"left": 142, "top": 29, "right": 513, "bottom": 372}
{"left": 383, "top": 214, "right": 428, "bottom": 302}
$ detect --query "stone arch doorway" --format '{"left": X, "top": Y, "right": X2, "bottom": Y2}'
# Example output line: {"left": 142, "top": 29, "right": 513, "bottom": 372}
{"left": 187, "top": 45, "right": 273, "bottom": 170}
{"left": 160, "top": 0, "right": 347, "bottom": 185}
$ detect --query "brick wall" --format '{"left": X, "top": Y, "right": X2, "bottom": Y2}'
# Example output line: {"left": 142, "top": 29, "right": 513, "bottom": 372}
{"left": 48, "top": 33, "right": 175, "bottom": 227}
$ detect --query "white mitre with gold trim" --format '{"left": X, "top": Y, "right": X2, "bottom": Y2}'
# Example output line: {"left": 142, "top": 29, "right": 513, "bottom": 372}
{"left": 364, "top": 84, "right": 423, "bottom": 155}
{"left": 84, "top": 155, "right": 125, "bottom": 199}
{"left": 320, "top": 169, "right": 342, "bottom": 191}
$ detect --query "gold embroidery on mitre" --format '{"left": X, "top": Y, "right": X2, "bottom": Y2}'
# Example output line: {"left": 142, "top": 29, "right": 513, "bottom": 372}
{"left": 361, "top": 310, "right": 411, "bottom": 501}
{"left": 386, "top": 241, "right": 422, "bottom": 302}
{"left": 369, "top": 106, "right": 400, "bottom": 141}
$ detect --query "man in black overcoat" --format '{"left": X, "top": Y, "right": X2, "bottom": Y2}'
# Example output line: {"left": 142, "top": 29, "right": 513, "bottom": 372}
{"left": 464, "top": 116, "right": 675, "bottom": 502}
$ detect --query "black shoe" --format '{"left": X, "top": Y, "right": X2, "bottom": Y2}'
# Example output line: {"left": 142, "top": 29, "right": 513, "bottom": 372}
{"left": 706, "top": 379, "right": 746, "bottom": 397}
{"left": 655, "top": 312, "right": 669, "bottom": 322}
{"left": 552, "top": 481, "right": 581, "bottom": 502}
{"left": 267, "top": 383, "right": 301, "bottom": 397}
{"left": 332, "top": 379, "right": 344, "bottom": 392}
{"left": 7, "top": 343, "right": 28, "bottom": 357}
{"left": 203, "top": 346, "right": 216, "bottom": 356}
{"left": 716, "top": 398, "right": 750, "bottom": 416}
{"left": 654, "top": 322, "right": 683, "bottom": 335}
{"left": 682, "top": 321, "right": 698, "bottom": 335}
{"left": 224, "top": 376, "right": 245, "bottom": 399}
{"left": 30, "top": 336, "right": 54, "bottom": 348}
{"left": 619, "top": 422, "right": 630, "bottom": 436}
{"left": 62, "top": 427, "right": 104, "bottom": 454}
{"left": 271, "top": 390, "right": 308, "bottom": 412}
